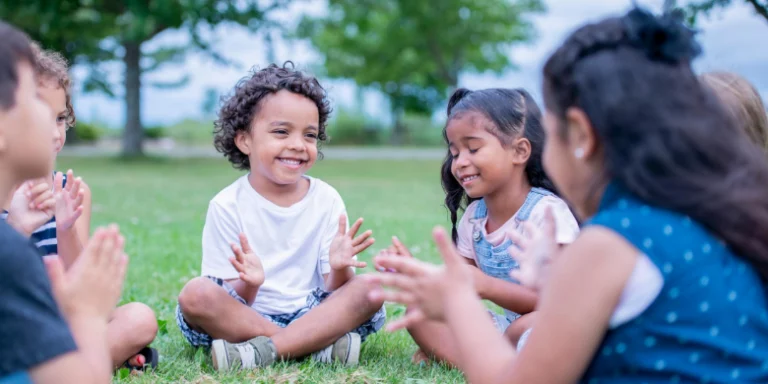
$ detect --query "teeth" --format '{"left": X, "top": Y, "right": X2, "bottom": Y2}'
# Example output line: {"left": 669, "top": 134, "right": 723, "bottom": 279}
{"left": 279, "top": 158, "right": 301, "bottom": 165}
{"left": 462, "top": 175, "right": 478, "bottom": 183}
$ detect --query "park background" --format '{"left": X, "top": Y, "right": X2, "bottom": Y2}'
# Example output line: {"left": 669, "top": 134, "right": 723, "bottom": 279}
{"left": 3, "top": 0, "right": 768, "bottom": 382}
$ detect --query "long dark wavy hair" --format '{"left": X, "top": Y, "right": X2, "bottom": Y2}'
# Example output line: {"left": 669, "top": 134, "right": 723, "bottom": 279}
{"left": 441, "top": 88, "right": 557, "bottom": 242}
{"left": 542, "top": 8, "right": 768, "bottom": 279}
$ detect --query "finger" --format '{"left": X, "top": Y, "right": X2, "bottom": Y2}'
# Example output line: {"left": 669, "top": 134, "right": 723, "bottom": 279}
{"left": 386, "top": 310, "right": 425, "bottom": 332}
{"left": 351, "top": 230, "right": 372, "bottom": 247}
{"left": 347, "top": 259, "right": 368, "bottom": 269}
{"left": 392, "top": 236, "right": 412, "bottom": 257}
{"left": 34, "top": 193, "right": 55, "bottom": 209}
{"left": 506, "top": 228, "right": 529, "bottom": 251}
{"left": 238, "top": 233, "right": 253, "bottom": 254}
{"left": 366, "top": 270, "right": 419, "bottom": 291}
{"left": 28, "top": 182, "right": 51, "bottom": 199}
{"left": 374, "top": 255, "right": 429, "bottom": 277}
{"left": 98, "top": 225, "right": 118, "bottom": 268}
{"left": 72, "top": 189, "right": 85, "bottom": 209}
{"left": 68, "top": 177, "right": 82, "bottom": 199}
{"left": 352, "top": 237, "right": 375, "bottom": 255}
{"left": 43, "top": 255, "right": 66, "bottom": 293}
{"left": 229, "top": 257, "right": 246, "bottom": 273}
{"left": 432, "top": 226, "right": 463, "bottom": 268}
{"left": 337, "top": 215, "right": 347, "bottom": 235}
{"left": 230, "top": 243, "right": 245, "bottom": 264}
{"left": 368, "top": 287, "right": 416, "bottom": 306}
{"left": 543, "top": 206, "right": 557, "bottom": 240}
{"left": 65, "top": 170, "right": 75, "bottom": 192}
{"left": 53, "top": 172, "right": 64, "bottom": 193}
{"left": 348, "top": 218, "right": 363, "bottom": 238}
{"left": 31, "top": 188, "right": 52, "bottom": 205}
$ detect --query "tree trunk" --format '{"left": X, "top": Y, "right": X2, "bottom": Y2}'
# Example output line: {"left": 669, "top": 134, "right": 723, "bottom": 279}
{"left": 391, "top": 112, "right": 406, "bottom": 146}
{"left": 122, "top": 41, "right": 143, "bottom": 157}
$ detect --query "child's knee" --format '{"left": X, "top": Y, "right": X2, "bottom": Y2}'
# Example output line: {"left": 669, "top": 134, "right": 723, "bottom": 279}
{"left": 178, "top": 277, "right": 219, "bottom": 317}
{"left": 118, "top": 302, "right": 158, "bottom": 346}
{"left": 346, "top": 276, "right": 385, "bottom": 310}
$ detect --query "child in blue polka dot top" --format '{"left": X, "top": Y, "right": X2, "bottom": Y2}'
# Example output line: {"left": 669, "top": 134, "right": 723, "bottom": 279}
{"left": 366, "top": 7, "right": 768, "bottom": 383}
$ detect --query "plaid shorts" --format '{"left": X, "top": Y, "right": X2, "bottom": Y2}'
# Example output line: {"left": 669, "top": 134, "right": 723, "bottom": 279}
{"left": 176, "top": 276, "right": 387, "bottom": 348}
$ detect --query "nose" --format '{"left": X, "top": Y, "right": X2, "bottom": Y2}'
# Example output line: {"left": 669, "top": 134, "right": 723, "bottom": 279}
{"left": 454, "top": 151, "right": 470, "bottom": 168}
{"left": 287, "top": 134, "right": 306, "bottom": 151}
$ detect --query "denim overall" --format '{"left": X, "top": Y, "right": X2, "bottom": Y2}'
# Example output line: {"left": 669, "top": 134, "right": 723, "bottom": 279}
{"left": 472, "top": 187, "right": 554, "bottom": 322}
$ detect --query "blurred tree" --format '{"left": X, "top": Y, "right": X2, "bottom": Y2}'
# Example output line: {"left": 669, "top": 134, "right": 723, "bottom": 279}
{"left": 666, "top": 1, "right": 768, "bottom": 24}
{"left": 201, "top": 87, "right": 220, "bottom": 119}
{"left": 299, "top": 0, "right": 545, "bottom": 144}
{"left": 1, "top": 0, "right": 290, "bottom": 156}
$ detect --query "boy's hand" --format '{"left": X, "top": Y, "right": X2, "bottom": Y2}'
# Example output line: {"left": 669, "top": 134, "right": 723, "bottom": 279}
{"left": 44, "top": 225, "right": 128, "bottom": 321}
{"left": 367, "top": 227, "right": 474, "bottom": 331}
{"left": 6, "top": 179, "right": 56, "bottom": 235}
{"left": 229, "top": 233, "right": 264, "bottom": 287}
{"left": 329, "top": 215, "right": 374, "bottom": 271}
{"left": 53, "top": 170, "right": 85, "bottom": 231}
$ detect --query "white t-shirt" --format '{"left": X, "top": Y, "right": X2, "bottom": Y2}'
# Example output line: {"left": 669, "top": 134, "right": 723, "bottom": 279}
{"left": 456, "top": 195, "right": 580, "bottom": 262}
{"left": 200, "top": 175, "right": 347, "bottom": 315}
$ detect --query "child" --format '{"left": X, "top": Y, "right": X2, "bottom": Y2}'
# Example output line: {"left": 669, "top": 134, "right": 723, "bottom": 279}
{"left": 382, "top": 87, "right": 579, "bottom": 366}
{"left": 2, "top": 44, "right": 158, "bottom": 372}
{"left": 0, "top": 19, "right": 128, "bottom": 384}
{"left": 700, "top": 71, "right": 768, "bottom": 153}
{"left": 368, "top": 7, "right": 768, "bottom": 383}
{"left": 175, "top": 63, "right": 386, "bottom": 370}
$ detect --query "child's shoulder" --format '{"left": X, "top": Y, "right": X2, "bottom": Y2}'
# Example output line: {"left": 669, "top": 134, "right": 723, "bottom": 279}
{"left": 209, "top": 175, "right": 247, "bottom": 208}
{"left": 305, "top": 176, "right": 343, "bottom": 203}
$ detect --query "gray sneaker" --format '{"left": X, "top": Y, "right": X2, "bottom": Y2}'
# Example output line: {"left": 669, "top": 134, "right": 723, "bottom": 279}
{"left": 211, "top": 336, "right": 277, "bottom": 371}
{"left": 311, "top": 332, "right": 361, "bottom": 366}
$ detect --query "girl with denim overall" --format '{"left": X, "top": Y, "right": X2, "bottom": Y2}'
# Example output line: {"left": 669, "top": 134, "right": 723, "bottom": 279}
{"left": 382, "top": 87, "right": 578, "bottom": 367}
{"left": 369, "top": 8, "right": 768, "bottom": 383}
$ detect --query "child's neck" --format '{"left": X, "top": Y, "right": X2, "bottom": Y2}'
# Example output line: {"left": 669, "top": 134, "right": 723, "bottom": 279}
{"left": 247, "top": 172, "right": 310, "bottom": 208}
{"left": 0, "top": 170, "right": 17, "bottom": 213}
{"left": 483, "top": 176, "right": 532, "bottom": 234}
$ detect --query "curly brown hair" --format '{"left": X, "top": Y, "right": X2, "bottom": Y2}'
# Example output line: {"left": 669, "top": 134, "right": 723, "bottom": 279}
{"left": 214, "top": 62, "right": 331, "bottom": 170}
{"left": 30, "top": 42, "right": 75, "bottom": 128}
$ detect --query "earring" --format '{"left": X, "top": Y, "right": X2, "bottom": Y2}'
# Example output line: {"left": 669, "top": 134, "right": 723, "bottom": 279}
{"left": 574, "top": 148, "right": 584, "bottom": 159}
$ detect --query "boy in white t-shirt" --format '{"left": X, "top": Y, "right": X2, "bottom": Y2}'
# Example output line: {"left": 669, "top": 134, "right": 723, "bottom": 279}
{"left": 175, "top": 63, "right": 386, "bottom": 370}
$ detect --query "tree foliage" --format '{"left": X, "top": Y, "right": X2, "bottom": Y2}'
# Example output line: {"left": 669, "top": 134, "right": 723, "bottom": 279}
{"left": 299, "top": 0, "right": 545, "bottom": 137}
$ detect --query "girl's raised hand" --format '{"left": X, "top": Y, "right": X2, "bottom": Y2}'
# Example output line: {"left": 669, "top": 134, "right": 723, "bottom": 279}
{"left": 53, "top": 170, "right": 85, "bottom": 231}
{"left": 508, "top": 206, "right": 558, "bottom": 291}
{"left": 367, "top": 227, "right": 473, "bottom": 331}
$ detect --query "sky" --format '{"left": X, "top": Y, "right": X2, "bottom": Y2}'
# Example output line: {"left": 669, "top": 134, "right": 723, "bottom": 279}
{"left": 70, "top": 0, "right": 768, "bottom": 127}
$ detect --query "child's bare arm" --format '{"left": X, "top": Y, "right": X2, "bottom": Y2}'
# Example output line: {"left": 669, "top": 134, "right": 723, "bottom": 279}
{"left": 28, "top": 317, "right": 111, "bottom": 384}
{"left": 30, "top": 227, "right": 128, "bottom": 384}
{"left": 472, "top": 270, "right": 539, "bottom": 314}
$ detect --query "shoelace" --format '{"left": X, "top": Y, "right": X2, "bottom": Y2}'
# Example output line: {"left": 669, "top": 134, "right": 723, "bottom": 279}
{"left": 313, "top": 344, "right": 333, "bottom": 363}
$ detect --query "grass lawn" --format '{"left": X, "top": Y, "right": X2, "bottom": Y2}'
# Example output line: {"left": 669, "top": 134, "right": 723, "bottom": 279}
{"left": 56, "top": 156, "right": 466, "bottom": 384}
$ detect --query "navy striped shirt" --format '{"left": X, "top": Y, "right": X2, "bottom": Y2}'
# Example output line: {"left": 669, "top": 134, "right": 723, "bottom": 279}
{"left": 1, "top": 175, "right": 66, "bottom": 256}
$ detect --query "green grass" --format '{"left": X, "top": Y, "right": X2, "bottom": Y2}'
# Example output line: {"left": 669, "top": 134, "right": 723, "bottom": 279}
{"left": 56, "top": 156, "right": 465, "bottom": 384}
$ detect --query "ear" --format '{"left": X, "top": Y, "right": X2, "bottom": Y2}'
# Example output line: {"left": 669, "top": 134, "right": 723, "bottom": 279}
{"left": 234, "top": 130, "right": 251, "bottom": 156}
{"left": 564, "top": 107, "right": 597, "bottom": 160}
{"left": 511, "top": 137, "right": 531, "bottom": 165}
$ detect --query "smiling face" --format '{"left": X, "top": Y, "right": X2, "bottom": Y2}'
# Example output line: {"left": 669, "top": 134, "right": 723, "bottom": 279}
{"left": 236, "top": 89, "right": 320, "bottom": 188}
{"left": 446, "top": 111, "right": 528, "bottom": 199}
{"left": 37, "top": 81, "right": 67, "bottom": 154}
